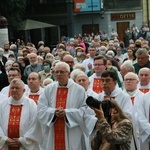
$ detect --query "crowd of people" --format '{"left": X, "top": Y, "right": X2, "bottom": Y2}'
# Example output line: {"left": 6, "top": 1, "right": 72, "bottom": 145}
{"left": 0, "top": 29, "right": 149, "bottom": 150}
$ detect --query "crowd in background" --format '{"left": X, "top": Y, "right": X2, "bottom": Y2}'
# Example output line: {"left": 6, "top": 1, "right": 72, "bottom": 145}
{"left": 0, "top": 23, "right": 149, "bottom": 150}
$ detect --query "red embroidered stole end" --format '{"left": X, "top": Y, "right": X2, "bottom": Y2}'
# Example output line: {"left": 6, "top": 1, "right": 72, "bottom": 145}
{"left": 8, "top": 105, "right": 22, "bottom": 150}
{"left": 139, "top": 88, "right": 149, "bottom": 94}
{"left": 93, "top": 78, "right": 102, "bottom": 94}
{"left": 54, "top": 88, "right": 68, "bottom": 150}
{"left": 29, "top": 94, "right": 40, "bottom": 104}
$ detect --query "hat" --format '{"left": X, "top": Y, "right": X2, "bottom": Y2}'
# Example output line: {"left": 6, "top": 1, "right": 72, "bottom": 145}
{"left": 23, "top": 49, "right": 30, "bottom": 53}
{"left": 75, "top": 46, "right": 84, "bottom": 51}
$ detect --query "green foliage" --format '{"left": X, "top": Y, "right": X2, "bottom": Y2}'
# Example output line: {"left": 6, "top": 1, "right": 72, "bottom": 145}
{"left": 0, "top": 0, "right": 26, "bottom": 30}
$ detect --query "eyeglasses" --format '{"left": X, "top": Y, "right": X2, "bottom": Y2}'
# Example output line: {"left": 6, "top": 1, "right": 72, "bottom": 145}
{"left": 94, "top": 64, "right": 104, "bottom": 66}
{"left": 54, "top": 70, "right": 68, "bottom": 74}
{"left": 124, "top": 78, "right": 137, "bottom": 82}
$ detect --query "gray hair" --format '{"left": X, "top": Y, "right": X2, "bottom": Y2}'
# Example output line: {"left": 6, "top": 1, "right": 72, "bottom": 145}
{"left": 135, "top": 48, "right": 149, "bottom": 56}
{"left": 10, "top": 78, "right": 25, "bottom": 89}
{"left": 120, "top": 60, "right": 135, "bottom": 72}
{"left": 55, "top": 62, "right": 70, "bottom": 72}
{"left": 124, "top": 72, "right": 139, "bottom": 81}
{"left": 70, "top": 69, "right": 85, "bottom": 81}
{"left": 73, "top": 63, "right": 86, "bottom": 72}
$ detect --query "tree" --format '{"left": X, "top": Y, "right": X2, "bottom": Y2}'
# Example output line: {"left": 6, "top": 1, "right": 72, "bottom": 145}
{"left": 0, "top": 0, "right": 26, "bottom": 30}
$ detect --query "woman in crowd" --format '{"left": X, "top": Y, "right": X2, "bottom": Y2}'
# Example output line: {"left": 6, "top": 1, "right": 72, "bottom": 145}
{"left": 91, "top": 99, "right": 133, "bottom": 150}
{"left": 38, "top": 60, "right": 52, "bottom": 87}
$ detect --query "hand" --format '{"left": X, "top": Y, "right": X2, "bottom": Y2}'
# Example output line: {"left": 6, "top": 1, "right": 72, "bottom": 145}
{"left": 6, "top": 138, "right": 19, "bottom": 147}
{"left": 13, "top": 138, "right": 22, "bottom": 147}
{"left": 55, "top": 107, "right": 65, "bottom": 118}
{"left": 88, "top": 63, "right": 92, "bottom": 69}
{"left": 92, "top": 104, "right": 105, "bottom": 119}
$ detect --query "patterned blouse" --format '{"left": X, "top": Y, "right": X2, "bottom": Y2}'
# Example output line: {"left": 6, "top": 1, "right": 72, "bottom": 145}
{"left": 91, "top": 118, "right": 133, "bottom": 150}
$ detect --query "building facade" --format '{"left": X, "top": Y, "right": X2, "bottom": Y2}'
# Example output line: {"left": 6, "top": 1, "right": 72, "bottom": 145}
{"left": 23, "top": 0, "right": 143, "bottom": 44}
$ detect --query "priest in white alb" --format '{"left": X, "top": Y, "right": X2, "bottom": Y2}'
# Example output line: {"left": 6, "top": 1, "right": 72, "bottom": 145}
{"left": 37, "top": 62, "right": 97, "bottom": 150}
{"left": 0, "top": 78, "right": 42, "bottom": 150}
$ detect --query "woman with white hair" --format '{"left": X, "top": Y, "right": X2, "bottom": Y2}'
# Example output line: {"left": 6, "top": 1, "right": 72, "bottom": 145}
{"left": 45, "top": 53, "right": 55, "bottom": 64}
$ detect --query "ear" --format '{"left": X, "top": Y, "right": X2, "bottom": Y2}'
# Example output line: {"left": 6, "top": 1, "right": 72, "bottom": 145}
{"left": 68, "top": 72, "right": 71, "bottom": 77}
{"left": 23, "top": 88, "right": 25, "bottom": 93}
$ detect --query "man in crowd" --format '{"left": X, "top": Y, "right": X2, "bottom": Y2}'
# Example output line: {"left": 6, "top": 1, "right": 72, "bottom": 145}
{"left": 26, "top": 72, "right": 44, "bottom": 104}
{"left": 82, "top": 45, "right": 97, "bottom": 74}
{"left": 63, "top": 54, "right": 75, "bottom": 72}
{"left": 97, "top": 70, "right": 133, "bottom": 120}
{"left": 1, "top": 67, "right": 28, "bottom": 97}
{"left": 0, "top": 78, "right": 42, "bottom": 149}
{"left": 75, "top": 72, "right": 98, "bottom": 98}
{"left": 120, "top": 60, "right": 135, "bottom": 79}
{"left": 123, "top": 72, "right": 144, "bottom": 149}
{"left": 138, "top": 92, "right": 150, "bottom": 149}
{"left": 89, "top": 55, "right": 107, "bottom": 94}
{"left": 133, "top": 48, "right": 150, "bottom": 74}
{"left": 138, "top": 67, "right": 150, "bottom": 93}
{"left": 37, "top": 62, "right": 96, "bottom": 150}
{"left": 24, "top": 53, "right": 43, "bottom": 82}
{"left": 3, "top": 43, "right": 14, "bottom": 59}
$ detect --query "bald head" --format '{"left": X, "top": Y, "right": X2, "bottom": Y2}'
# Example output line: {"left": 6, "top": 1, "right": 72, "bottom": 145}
{"left": 75, "top": 73, "right": 90, "bottom": 90}
{"left": 138, "top": 67, "right": 150, "bottom": 86}
{"left": 124, "top": 72, "right": 139, "bottom": 91}
{"left": 63, "top": 54, "right": 74, "bottom": 71}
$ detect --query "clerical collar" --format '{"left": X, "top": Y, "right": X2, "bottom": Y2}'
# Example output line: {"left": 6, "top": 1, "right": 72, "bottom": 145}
{"left": 30, "top": 88, "right": 40, "bottom": 93}
{"left": 11, "top": 96, "right": 24, "bottom": 105}
{"left": 126, "top": 89, "right": 137, "bottom": 97}
{"left": 59, "top": 83, "right": 68, "bottom": 87}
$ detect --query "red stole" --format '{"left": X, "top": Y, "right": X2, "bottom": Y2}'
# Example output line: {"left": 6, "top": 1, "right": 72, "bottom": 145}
{"left": 131, "top": 97, "right": 135, "bottom": 105}
{"left": 8, "top": 105, "right": 22, "bottom": 150}
{"left": 54, "top": 88, "right": 68, "bottom": 150}
{"left": 29, "top": 94, "right": 39, "bottom": 104}
{"left": 93, "top": 78, "right": 102, "bottom": 94}
{"left": 139, "top": 88, "right": 149, "bottom": 94}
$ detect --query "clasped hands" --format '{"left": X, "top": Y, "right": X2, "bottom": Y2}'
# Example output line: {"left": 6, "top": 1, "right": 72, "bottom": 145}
{"left": 55, "top": 107, "right": 65, "bottom": 118}
{"left": 6, "top": 138, "right": 21, "bottom": 147}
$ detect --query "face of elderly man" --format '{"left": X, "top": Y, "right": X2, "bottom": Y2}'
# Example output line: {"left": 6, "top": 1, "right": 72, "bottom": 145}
{"left": 29, "top": 53, "right": 38, "bottom": 64}
{"left": 124, "top": 73, "right": 139, "bottom": 91}
{"left": 54, "top": 62, "right": 70, "bottom": 86}
{"left": 138, "top": 68, "right": 150, "bottom": 86}
{"left": 75, "top": 74, "right": 90, "bottom": 91}
{"left": 136, "top": 52, "right": 149, "bottom": 67}
{"left": 9, "top": 80, "right": 25, "bottom": 100}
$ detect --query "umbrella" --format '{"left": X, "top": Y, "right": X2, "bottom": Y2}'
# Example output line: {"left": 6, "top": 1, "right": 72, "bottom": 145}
{"left": 19, "top": 19, "right": 56, "bottom": 30}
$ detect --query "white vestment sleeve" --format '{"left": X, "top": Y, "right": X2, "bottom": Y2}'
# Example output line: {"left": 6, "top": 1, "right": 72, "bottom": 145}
{"left": 19, "top": 137, "right": 36, "bottom": 150}
{"left": 37, "top": 90, "right": 56, "bottom": 128}
{"left": 138, "top": 97, "right": 150, "bottom": 143}
{"left": 0, "top": 136, "right": 8, "bottom": 148}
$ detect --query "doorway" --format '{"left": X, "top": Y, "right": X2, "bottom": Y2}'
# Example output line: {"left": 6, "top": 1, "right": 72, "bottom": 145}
{"left": 117, "top": 22, "right": 130, "bottom": 42}
{"left": 82, "top": 24, "right": 99, "bottom": 35}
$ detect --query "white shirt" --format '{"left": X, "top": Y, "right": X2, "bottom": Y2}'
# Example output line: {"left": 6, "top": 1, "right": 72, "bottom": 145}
{"left": 82, "top": 57, "right": 94, "bottom": 74}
